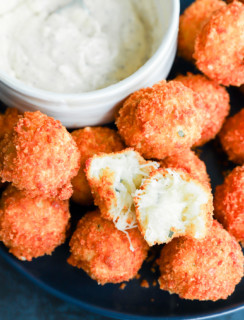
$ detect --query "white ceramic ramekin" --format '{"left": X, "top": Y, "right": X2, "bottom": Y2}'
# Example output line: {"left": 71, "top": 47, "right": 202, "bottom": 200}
{"left": 0, "top": 0, "right": 180, "bottom": 128}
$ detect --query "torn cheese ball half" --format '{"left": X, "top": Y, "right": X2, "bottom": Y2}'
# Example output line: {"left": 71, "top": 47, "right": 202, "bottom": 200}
{"left": 85, "top": 149, "right": 159, "bottom": 233}
{"left": 134, "top": 168, "right": 213, "bottom": 246}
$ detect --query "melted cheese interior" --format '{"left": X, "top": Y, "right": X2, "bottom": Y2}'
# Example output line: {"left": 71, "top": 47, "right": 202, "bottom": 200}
{"left": 89, "top": 150, "right": 159, "bottom": 232}
{"left": 135, "top": 169, "right": 209, "bottom": 245}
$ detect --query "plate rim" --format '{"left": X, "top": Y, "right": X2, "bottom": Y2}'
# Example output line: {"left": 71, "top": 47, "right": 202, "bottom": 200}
{"left": 0, "top": 246, "right": 243, "bottom": 320}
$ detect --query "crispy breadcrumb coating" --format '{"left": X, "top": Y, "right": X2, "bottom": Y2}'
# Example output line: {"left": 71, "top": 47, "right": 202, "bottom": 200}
{"left": 157, "top": 220, "right": 243, "bottom": 301}
{"left": 0, "top": 185, "right": 70, "bottom": 261}
{"left": 116, "top": 80, "right": 204, "bottom": 160}
{"left": 214, "top": 166, "right": 244, "bottom": 242}
{"left": 175, "top": 73, "right": 230, "bottom": 146}
{"left": 134, "top": 168, "right": 213, "bottom": 246}
{"left": 71, "top": 127, "right": 124, "bottom": 206}
{"left": 194, "top": 1, "right": 244, "bottom": 86}
{"left": 178, "top": 0, "right": 226, "bottom": 61}
{"left": 219, "top": 109, "right": 244, "bottom": 164}
{"left": 67, "top": 210, "right": 149, "bottom": 285}
{"left": 159, "top": 149, "right": 210, "bottom": 186}
{"left": 85, "top": 149, "right": 159, "bottom": 232}
{"left": 0, "top": 111, "right": 80, "bottom": 200}
{"left": 0, "top": 108, "right": 21, "bottom": 140}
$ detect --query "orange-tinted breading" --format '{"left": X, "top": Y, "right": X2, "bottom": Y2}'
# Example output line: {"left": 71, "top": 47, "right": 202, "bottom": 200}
{"left": 175, "top": 73, "right": 230, "bottom": 146}
{"left": 71, "top": 127, "right": 124, "bottom": 206}
{"left": 178, "top": 0, "right": 226, "bottom": 61}
{"left": 159, "top": 149, "right": 210, "bottom": 186}
{"left": 219, "top": 109, "right": 244, "bottom": 164}
{"left": 157, "top": 220, "right": 243, "bottom": 301}
{"left": 116, "top": 80, "right": 204, "bottom": 160}
{"left": 214, "top": 166, "right": 244, "bottom": 242}
{"left": 0, "top": 185, "right": 70, "bottom": 261}
{"left": 0, "top": 108, "right": 21, "bottom": 140}
{"left": 67, "top": 210, "right": 149, "bottom": 285}
{"left": 194, "top": 1, "right": 244, "bottom": 86}
{"left": 0, "top": 111, "right": 80, "bottom": 200}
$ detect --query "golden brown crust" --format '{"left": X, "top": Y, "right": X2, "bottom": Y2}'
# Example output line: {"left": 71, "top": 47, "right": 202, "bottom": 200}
{"left": 71, "top": 127, "right": 124, "bottom": 206}
{"left": 157, "top": 220, "right": 243, "bottom": 301}
{"left": 67, "top": 210, "right": 149, "bottom": 285}
{"left": 214, "top": 166, "right": 244, "bottom": 242}
{"left": 159, "top": 149, "right": 210, "bottom": 186}
{"left": 0, "top": 108, "right": 21, "bottom": 140}
{"left": 0, "top": 111, "right": 80, "bottom": 200}
{"left": 175, "top": 73, "right": 230, "bottom": 146}
{"left": 178, "top": 0, "right": 226, "bottom": 61}
{"left": 219, "top": 109, "right": 244, "bottom": 164}
{"left": 116, "top": 80, "right": 204, "bottom": 160}
{"left": 0, "top": 185, "right": 70, "bottom": 261}
{"left": 194, "top": 1, "right": 244, "bottom": 86}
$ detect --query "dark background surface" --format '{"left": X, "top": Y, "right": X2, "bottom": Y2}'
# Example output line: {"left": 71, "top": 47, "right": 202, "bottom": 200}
{"left": 0, "top": 0, "right": 244, "bottom": 320}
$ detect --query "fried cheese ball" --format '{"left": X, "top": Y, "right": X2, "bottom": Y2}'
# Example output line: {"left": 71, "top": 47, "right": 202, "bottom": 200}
{"left": 219, "top": 109, "right": 244, "bottom": 164}
{"left": 67, "top": 210, "right": 149, "bottom": 285}
{"left": 116, "top": 80, "right": 204, "bottom": 160}
{"left": 0, "top": 111, "right": 80, "bottom": 200}
{"left": 134, "top": 168, "right": 213, "bottom": 246}
{"left": 159, "top": 149, "right": 210, "bottom": 186}
{"left": 175, "top": 73, "right": 230, "bottom": 146}
{"left": 178, "top": 0, "right": 226, "bottom": 61}
{"left": 194, "top": 1, "right": 244, "bottom": 86}
{"left": 214, "top": 166, "right": 244, "bottom": 242}
{"left": 157, "top": 220, "right": 244, "bottom": 301}
{"left": 0, "top": 185, "right": 70, "bottom": 261}
{"left": 0, "top": 108, "right": 21, "bottom": 140}
{"left": 71, "top": 127, "right": 124, "bottom": 206}
{"left": 85, "top": 149, "right": 159, "bottom": 232}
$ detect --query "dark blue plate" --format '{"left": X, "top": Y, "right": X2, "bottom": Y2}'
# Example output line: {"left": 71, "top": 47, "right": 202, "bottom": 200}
{"left": 0, "top": 1, "right": 243, "bottom": 319}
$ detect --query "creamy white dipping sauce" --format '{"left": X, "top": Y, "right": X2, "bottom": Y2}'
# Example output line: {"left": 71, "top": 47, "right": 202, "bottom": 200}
{"left": 0, "top": 0, "right": 163, "bottom": 93}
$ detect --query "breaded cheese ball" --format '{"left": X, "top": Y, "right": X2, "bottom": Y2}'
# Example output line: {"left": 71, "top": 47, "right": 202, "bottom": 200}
{"left": 157, "top": 220, "right": 243, "bottom": 301}
{"left": 214, "top": 166, "right": 244, "bottom": 242}
{"left": 0, "top": 111, "right": 80, "bottom": 200}
{"left": 85, "top": 149, "right": 159, "bottom": 232}
{"left": 116, "top": 80, "right": 204, "bottom": 160}
{"left": 0, "top": 185, "right": 70, "bottom": 261}
{"left": 159, "top": 149, "right": 210, "bottom": 186}
{"left": 178, "top": 0, "right": 226, "bottom": 61}
{"left": 67, "top": 210, "right": 149, "bottom": 285}
{"left": 0, "top": 108, "right": 21, "bottom": 140}
{"left": 134, "top": 168, "right": 213, "bottom": 246}
{"left": 194, "top": 1, "right": 244, "bottom": 86}
{"left": 175, "top": 73, "right": 230, "bottom": 146}
{"left": 71, "top": 127, "right": 124, "bottom": 206}
{"left": 219, "top": 109, "right": 244, "bottom": 164}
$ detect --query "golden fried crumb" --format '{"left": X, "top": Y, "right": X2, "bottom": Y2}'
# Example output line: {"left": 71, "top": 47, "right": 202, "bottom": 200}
{"left": 119, "top": 283, "right": 127, "bottom": 290}
{"left": 219, "top": 109, "right": 244, "bottom": 164}
{"left": 175, "top": 73, "right": 230, "bottom": 146}
{"left": 157, "top": 220, "right": 243, "bottom": 301}
{"left": 214, "top": 165, "right": 244, "bottom": 242}
{"left": 141, "top": 280, "right": 150, "bottom": 288}
{"left": 0, "top": 185, "right": 70, "bottom": 261}
{"left": 159, "top": 149, "right": 210, "bottom": 186}
{"left": 68, "top": 210, "right": 149, "bottom": 285}
{"left": 116, "top": 80, "right": 204, "bottom": 159}
{"left": 71, "top": 127, "right": 124, "bottom": 206}
{"left": 0, "top": 111, "right": 80, "bottom": 200}
{"left": 178, "top": 0, "right": 226, "bottom": 61}
{"left": 194, "top": 1, "right": 244, "bottom": 86}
